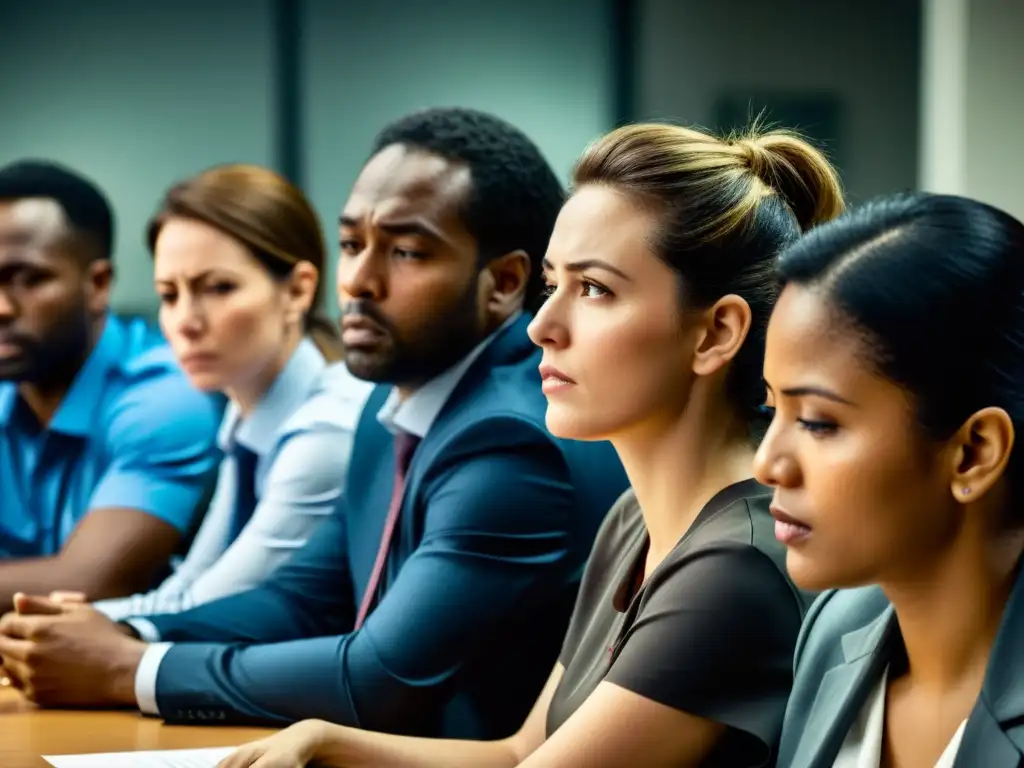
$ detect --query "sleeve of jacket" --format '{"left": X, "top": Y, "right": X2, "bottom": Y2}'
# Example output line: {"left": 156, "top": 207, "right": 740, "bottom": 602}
{"left": 152, "top": 415, "right": 576, "bottom": 728}
{"left": 136, "top": 505, "right": 355, "bottom": 645}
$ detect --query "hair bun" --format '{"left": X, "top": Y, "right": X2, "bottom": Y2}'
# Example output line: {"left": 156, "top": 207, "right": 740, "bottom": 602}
{"left": 736, "top": 138, "right": 770, "bottom": 180}
{"left": 736, "top": 132, "right": 845, "bottom": 231}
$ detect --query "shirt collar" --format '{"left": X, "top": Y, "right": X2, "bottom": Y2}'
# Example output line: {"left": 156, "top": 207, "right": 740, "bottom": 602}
{"left": 9, "top": 314, "right": 126, "bottom": 437}
{"left": 219, "top": 338, "right": 326, "bottom": 456}
{"left": 377, "top": 311, "right": 521, "bottom": 438}
{"left": 0, "top": 385, "right": 17, "bottom": 426}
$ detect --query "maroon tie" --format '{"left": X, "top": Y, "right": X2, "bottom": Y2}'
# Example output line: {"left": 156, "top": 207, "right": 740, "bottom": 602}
{"left": 354, "top": 431, "right": 421, "bottom": 630}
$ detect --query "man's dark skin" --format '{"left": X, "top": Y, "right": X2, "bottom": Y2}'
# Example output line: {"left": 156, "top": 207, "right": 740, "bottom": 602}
{"left": 0, "top": 198, "right": 182, "bottom": 614}
{"left": 0, "top": 144, "right": 532, "bottom": 708}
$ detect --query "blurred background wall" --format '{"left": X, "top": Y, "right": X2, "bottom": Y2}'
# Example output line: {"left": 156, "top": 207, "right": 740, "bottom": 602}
{"left": 1, "top": 0, "right": 1020, "bottom": 318}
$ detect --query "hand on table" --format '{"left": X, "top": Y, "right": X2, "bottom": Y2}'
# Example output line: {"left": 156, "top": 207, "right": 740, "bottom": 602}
{"left": 0, "top": 592, "right": 145, "bottom": 707}
{"left": 217, "top": 720, "right": 333, "bottom": 768}
{"left": 48, "top": 590, "right": 88, "bottom": 605}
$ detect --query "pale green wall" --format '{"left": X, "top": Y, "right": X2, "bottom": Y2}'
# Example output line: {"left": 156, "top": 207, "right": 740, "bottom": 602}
{"left": 638, "top": 0, "right": 920, "bottom": 204}
{"left": 965, "top": 0, "right": 1024, "bottom": 221}
{"left": 302, "top": 0, "right": 615, "bottom": 317}
{"left": 0, "top": 0, "right": 614, "bottom": 319}
{"left": 0, "top": 0, "right": 276, "bottom": 315}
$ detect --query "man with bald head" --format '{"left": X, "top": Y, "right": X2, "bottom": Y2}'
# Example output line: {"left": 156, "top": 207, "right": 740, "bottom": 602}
{"left": 0, "top": 160, "right": 219, "bottom": 613}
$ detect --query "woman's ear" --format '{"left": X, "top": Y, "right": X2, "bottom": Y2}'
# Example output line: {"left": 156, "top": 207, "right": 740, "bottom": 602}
{"left": 691, "top": 294, "right": 752, "bottom": 377}
{"left": 948, "top": 406, "right": 1015, "bottom": 504}
{"left": 287, "top": 260, "right": 319, "bottom": 326}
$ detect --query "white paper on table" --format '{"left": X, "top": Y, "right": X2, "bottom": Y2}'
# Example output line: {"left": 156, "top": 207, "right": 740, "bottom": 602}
{"left": 43, "top": 746, "right": 235, "bottom": 767}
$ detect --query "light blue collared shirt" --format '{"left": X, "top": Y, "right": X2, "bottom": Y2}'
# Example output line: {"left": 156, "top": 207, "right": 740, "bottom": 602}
{"left": 100, "top": 340, "right": 374, "bottom": 622}
{"left": 131, "top": 313, "right": 519, "bottom": 716}
{"left": 0, "top": 315, "right": 220, "bottom": 557}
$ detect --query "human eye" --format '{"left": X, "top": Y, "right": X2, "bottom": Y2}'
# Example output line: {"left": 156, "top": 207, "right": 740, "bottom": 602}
{"left": 580, "top": 279, "right": 611, "bottom": 299}
{"left": 797, "top": 417, "right": 839, "bottom": 437}
{"left": 340, "top": 238, "right": 362, "bottom": 256}
{"left": 393, "top": 247, "right": 428, "bottom": 260}
{"left": 206, "top": 281, "right": 236, "bottom": 296}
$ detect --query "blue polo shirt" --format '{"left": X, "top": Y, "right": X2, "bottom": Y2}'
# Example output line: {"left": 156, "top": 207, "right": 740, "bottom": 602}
{"left": 0, "top": 314, "right": 221, "bottom": 557}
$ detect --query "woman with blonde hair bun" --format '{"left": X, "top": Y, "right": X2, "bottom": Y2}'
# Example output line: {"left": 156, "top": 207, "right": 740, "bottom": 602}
{"left": 220, "top": 123, "right": 843, "bottom": 768}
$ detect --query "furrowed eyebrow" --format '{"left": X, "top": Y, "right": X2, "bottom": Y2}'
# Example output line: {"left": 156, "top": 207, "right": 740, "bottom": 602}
{"left": 541, "top": 257, "right": 631, "bottom": 281}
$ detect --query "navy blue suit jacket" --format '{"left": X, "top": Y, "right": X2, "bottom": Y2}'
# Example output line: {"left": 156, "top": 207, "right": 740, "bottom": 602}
{"left": 138, "top": 316, "right": 629, "bottom": 739}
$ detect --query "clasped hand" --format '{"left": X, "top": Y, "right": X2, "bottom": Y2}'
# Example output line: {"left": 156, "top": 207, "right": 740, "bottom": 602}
{"left": 0, "top": 592, "right": 145, "bottom": 707}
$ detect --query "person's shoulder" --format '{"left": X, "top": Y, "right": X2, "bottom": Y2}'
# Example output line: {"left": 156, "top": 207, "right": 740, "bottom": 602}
{"left": 585, "top": 487, "right": 644, "bottom": 561}
{"left": 278, "top": 362, "right": 375, "bottom": 436}
{"left": 674, "top": 480, "right": 783, "bottom": 562}
{"left": 797, "top": 586, "right": 892, "bottom": 664}
{"left": 107, "top": 315, "right": 183, "bottom": 381}
{"left": 462, "top": 354, "right": 548, "bottom": 428}
{"left": 445, "top": 336, "right": 614, "bottom": 457}
{"left": 779, "top": 585, "right": 892, "bottom": 758}
{"left": 99, "top": 317, "right": 219, "bottom": 438}
{"left": 596, "top": 487, "right": 643, "bottom": 541}
{"left": 656, "top": 481, "right": 806, "bottom": 612}
{"left": 433, "top": 348, "right": 553, "bottom": 454}
{"left": 437, "top": 315, "right": 544, "bottom": 421}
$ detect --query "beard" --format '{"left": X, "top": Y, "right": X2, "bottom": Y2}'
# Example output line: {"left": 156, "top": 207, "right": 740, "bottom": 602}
{"left": 0, "top": 305, "right": 91, "bottom": 386}
{"left": 341, "top": 280, "right": 484, "bottom": 388}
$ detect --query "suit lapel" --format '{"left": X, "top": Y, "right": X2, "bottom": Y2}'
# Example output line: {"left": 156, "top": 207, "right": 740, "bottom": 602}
{"left": 790, "top": 607, "right": 897, "bottom": 768}
{"left": 955, "top": 564, "right": 1024, "bottom": 766}
{"left": 955, "top": 701, "right": 1022, "bottom": 768}
{"left": 393, "top": 318, "right": 537, "bottom": 561}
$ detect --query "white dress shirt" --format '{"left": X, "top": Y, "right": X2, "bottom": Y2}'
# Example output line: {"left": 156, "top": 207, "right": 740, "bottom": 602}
{"left": 833, "top": 665, "right": 967, "bottom": 768}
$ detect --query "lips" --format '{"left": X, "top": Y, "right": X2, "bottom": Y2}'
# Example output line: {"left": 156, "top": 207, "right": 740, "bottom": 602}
{"left": 0, "top": 340, "right": 24, "bottom": 359}
{"left": 770, "top": 504, "right": 812, "bottom": 545}
{"left": 538, "top": 364, "right": 575, "bottom": 384}
{"left": 538, "top": 363, "right": 576, "bottom": 395}
{"left": 179, "top": 352, "right": 218, "bottom": 369}
{"left": 341, "top": 315, "right": 386, "bottom": 347}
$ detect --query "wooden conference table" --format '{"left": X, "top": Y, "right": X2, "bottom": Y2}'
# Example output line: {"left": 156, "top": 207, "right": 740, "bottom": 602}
{"left": 0, "top": 688, "right": 276, "bottom": 767}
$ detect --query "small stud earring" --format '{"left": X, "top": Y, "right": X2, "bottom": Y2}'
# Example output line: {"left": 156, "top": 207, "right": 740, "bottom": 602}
{"left": 962, "top": 487, "right": 972, "bottom": 496}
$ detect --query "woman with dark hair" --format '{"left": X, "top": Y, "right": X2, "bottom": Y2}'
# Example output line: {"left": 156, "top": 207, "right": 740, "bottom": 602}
{"left": 755, "top": 193, "right": 1024, "bottom": 766}
{"left": 219, "top": 122, "right": 842, "bottom": 768}
{"left": 82, "top": 164, "right": 371, "bottom": 619}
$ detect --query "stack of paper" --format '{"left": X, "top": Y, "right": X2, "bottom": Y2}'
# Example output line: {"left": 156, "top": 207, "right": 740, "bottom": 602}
{"left": 43, "top": 747, "right": 236, "bottom": 767}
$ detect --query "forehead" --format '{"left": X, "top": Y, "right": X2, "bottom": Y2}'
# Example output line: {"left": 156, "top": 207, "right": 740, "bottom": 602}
{"left": 0, "top": 198, "right": 69, "bottom": 249}
{"left": 342, "top": 144, "right": 472, "bottom": 230}
{"left": 153, "top": 217, "right": 260, "bottom": 278}
{"left": 765, "top": 285, "right": 878, "bottom": 389}
{"left": 546, "top": 184, "right": 657, "bottom": 266}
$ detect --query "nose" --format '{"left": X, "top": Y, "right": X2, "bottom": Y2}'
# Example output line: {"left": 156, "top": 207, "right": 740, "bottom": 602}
{"left": 752, "top": 420, "right": 801, "bottom": 489}
{"left": 0, "top": 288, "right": 16, "bottom": 323}
{"left": 526, "top": 291, "right": 569, "bottom": 349}
{"left": 162, "top": 293, "right": 205, "bottom": 342}
{"left": 337, "top": 250, "right": 385, "bottom": 303}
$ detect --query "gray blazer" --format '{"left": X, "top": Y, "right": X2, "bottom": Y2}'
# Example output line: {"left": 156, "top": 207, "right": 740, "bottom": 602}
{"left": 778, "top": 573, "right": 1024, "bottom": 767}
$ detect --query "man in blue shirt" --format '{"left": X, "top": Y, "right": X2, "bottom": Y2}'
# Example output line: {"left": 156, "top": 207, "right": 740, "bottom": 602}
{"left": 0, "top": 160, "right": 220, "bottom": 611}
{"left": 0, "top": 112, "right": 628, "bottom": 738}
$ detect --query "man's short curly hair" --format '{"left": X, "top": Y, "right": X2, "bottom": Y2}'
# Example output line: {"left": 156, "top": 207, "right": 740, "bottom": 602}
{"left": 371, "top": 108, "right": 565, "bottom": 309}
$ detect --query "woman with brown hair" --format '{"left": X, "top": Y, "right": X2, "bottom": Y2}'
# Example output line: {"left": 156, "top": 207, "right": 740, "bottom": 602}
{"left": 218, "top": 121, "right": 843, "bottom": 767}
{"left": 77, "top": 164, "right": 372, "bottom": 620}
